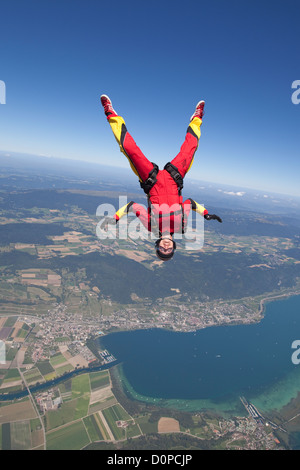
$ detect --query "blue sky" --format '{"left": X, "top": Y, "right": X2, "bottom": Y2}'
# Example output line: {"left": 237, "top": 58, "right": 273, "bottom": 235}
{"left": 0, "top": 0, "right": 300, "bottom": 196}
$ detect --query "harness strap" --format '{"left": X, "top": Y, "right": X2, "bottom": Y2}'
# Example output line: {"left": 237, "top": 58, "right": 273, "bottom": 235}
{"left": 140, "top": 163, "right": 159, "bottom": 194}
{"left": 141, "top": 162, "right": 185, "bottom": 234}
{"left": 164, "top": 162, "right": 183, "bottom": 193}
{"left": 140, "top": 162, "right": 184, "bottom": 195}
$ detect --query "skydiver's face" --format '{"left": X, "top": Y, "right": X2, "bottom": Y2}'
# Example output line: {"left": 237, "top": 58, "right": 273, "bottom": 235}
{"left": 158, "top": 238, "right": 174, "bottom": 254}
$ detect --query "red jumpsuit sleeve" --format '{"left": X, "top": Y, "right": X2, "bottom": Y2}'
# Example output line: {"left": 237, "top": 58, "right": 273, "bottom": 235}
{"left": 130, "top": 203, "right": 151, "bottom": 232}
{"left": 113, "top": 202, "right": 151, "bottom": 232}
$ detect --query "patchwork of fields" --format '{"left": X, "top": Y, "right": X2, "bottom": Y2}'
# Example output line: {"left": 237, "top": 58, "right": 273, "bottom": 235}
{"left": 0, "top": 369, "right": 143, "bottom": 450}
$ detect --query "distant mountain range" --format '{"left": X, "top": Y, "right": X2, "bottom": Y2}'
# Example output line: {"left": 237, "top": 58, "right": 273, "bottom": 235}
{"left": 1, "top": 150, "right": 300, "bottom": 218}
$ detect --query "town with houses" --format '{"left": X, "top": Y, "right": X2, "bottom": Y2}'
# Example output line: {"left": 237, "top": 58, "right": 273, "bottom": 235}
{"left": 0, "top": 288, "right": 295, "bottom": 450}
{"left": 12, "top": 295, "right": 263, "bottom": 366}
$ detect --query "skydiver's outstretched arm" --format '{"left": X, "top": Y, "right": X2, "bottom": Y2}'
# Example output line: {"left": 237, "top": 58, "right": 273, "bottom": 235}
{"left": 184, "top": 198, "right": 222, "bottom": 223}
{"left": 113, "top": 201, "right": 151, "bottom": 231}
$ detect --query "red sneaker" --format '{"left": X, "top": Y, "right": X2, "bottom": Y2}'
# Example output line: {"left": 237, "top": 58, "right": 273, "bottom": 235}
{"left": 100, "top": 94, "right": 117, "bottom": 117}
{"left": 190, "top": 100, "right": 205, "bottom": 120}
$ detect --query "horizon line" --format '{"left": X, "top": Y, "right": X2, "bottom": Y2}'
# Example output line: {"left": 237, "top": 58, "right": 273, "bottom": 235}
{"left": 1, "top": 149, "right": 299, "bottom": 200}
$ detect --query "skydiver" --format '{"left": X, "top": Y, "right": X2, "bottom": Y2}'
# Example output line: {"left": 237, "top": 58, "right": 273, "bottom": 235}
{"left": 100, "top": 95, "right": 222, "bottom": 261}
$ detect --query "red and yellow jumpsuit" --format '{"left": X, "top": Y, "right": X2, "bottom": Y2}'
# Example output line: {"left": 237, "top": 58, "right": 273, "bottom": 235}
{"left": 106, "top": 113, "right": 208, "bottom": 235}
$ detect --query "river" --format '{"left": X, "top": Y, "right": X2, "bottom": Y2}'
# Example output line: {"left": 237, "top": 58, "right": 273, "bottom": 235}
{"left": 0, "top": 360, "right": 120, "bottom": 401}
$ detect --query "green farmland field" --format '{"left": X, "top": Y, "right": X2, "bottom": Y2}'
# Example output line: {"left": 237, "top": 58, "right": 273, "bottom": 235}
{"left": 46, "top": 420, "right": 90, "bottom": 450}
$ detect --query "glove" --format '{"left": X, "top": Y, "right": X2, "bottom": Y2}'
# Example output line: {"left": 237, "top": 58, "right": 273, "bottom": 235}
{"left": 204, "top": 213, "right": 222, "bottom": 223}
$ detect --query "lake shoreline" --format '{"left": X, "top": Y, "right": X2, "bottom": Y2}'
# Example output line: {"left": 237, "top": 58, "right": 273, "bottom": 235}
{"left": 258, "top": 290, "right": 300, "bottom": 317}
{"left": 101, "top": 287, "right": 300, "bottom": 336}
{"left": 100, "top": 293, "right": 300, "bottom": 417}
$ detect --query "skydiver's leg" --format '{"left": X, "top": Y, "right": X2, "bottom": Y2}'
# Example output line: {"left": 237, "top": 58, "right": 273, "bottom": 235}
{"left": 107, "top": 115, "right": 154, "bottom": 182}
{"left": 100, "top": 95, "right": 154, "bottom": 183}
{"left": 170, "top": 116, "right": 202, "bottom": 178}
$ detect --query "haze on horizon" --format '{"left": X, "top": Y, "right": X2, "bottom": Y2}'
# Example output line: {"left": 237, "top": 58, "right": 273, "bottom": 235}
{"left": 0, "top": 1, "right": 299, "bottom": 198}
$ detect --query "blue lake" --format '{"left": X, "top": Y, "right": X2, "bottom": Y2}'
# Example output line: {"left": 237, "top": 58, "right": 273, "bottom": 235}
{"left": 100, "top": 295, "right": 300, "bottom": 414}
